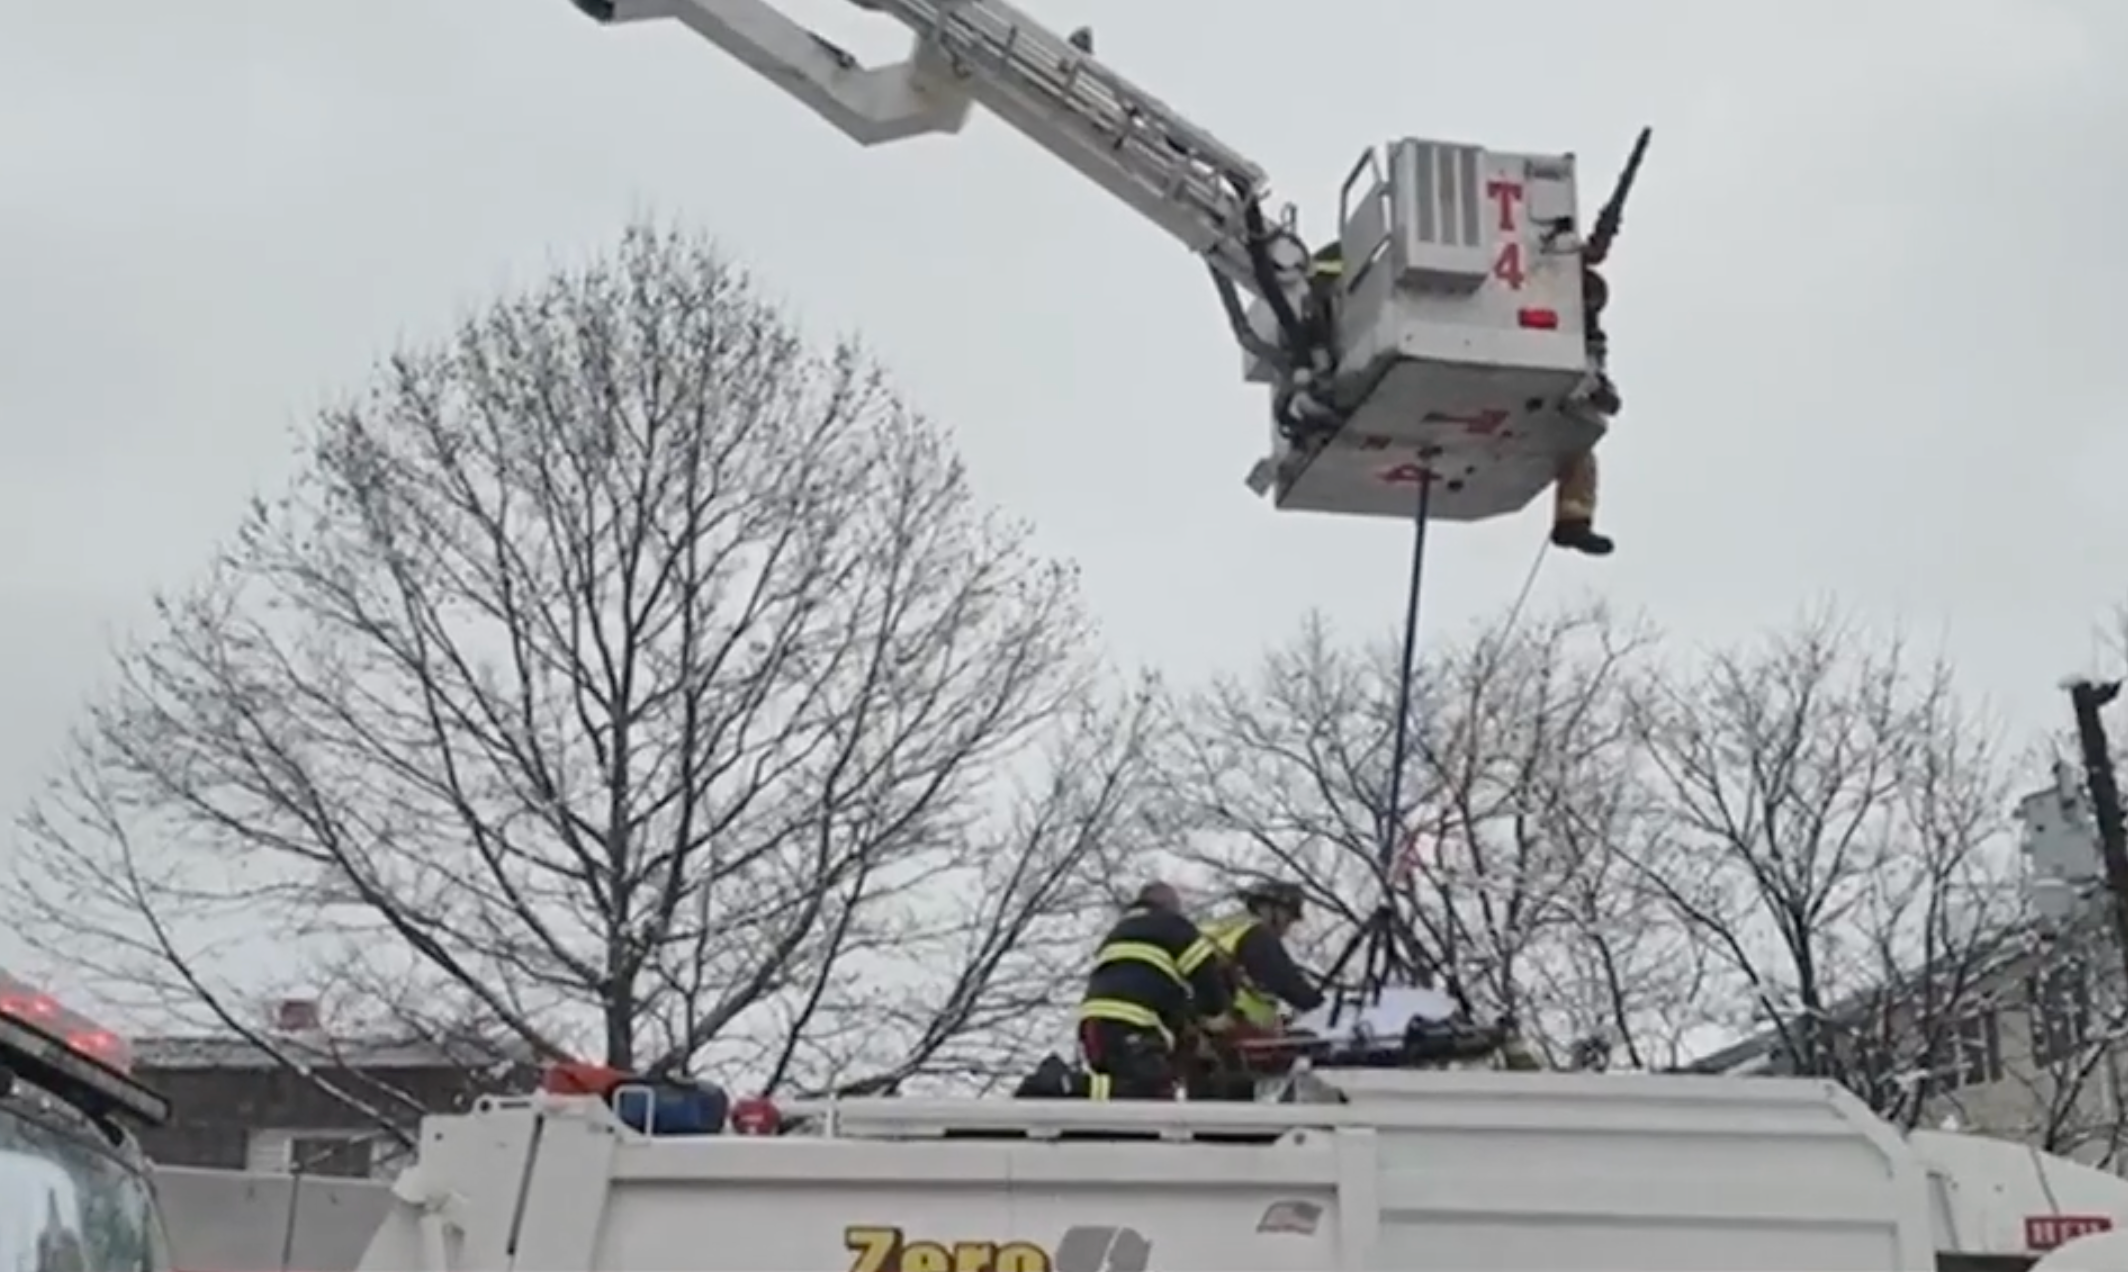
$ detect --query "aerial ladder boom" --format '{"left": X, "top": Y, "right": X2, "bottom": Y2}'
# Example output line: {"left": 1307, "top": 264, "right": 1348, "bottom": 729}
{"left": 573, "top": 0, "right": 1285, "bottom": 294}
{"left": 567, "top": 0, "right": 1646, "bottom": 538}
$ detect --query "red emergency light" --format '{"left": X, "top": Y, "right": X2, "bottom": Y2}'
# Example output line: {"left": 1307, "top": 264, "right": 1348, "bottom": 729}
{"left": 0, "top": 969, "right": 168, "bottom": 1126}
{"left": 0, "top": 972, "right": 134, "bottom": 1072}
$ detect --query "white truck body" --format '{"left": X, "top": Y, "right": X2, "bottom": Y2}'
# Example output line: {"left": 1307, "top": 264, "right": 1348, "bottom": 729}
{"left": 357, "top": 1068, "right": 2126, "bottom": 1271}
{"left": 154, "top": 1164, "right": 392, "bottom": 1272}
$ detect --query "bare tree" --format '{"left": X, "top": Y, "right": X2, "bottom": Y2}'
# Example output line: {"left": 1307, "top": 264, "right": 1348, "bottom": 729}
{"left": 1978, "top": 904, "right": 2128, "bottom": 1168}
{"left": 1981, "top": 626, "right": 2128, "bottom": 1165}
{"left": 10, "top": 224, "right": 1149, "bottom": 1117}
{"left": 1158, "top": 600, "right": 1702, "bottom": 1064}
{"left": 1626, "top": 607, "right": 2022, "bottom": 1124}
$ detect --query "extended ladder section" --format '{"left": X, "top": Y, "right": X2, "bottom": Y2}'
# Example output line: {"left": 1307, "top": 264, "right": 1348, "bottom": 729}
{"left": 579, "top": 0, "right": 1284, "bottom": 292}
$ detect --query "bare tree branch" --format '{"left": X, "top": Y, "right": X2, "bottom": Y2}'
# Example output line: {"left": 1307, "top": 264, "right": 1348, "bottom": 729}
{"left": 9, "top": 222, "right": 1135, "bottom": 1126}
{"left": 1624, "top": 605, "right": 2021, "bottom": 1120}
{"left": 1158, "top": 599, "right": 1690, "bottom": 1062}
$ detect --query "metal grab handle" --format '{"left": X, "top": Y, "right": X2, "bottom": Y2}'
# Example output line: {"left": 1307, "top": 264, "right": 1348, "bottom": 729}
{"left": 1337, "top": 146, "right": 1382, "bottom": 231}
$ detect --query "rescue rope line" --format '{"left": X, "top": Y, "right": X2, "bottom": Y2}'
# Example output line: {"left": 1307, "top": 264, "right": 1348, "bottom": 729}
{"left": 1419, "top": 536, "right": 1550, "bottom": 992}
{"left": 1362, "top": 512, "right": 1550, "bottom": 1004}
{"left": 1378, "top": 469, "right": 1435, "bottom": 876}
{"left": 1383, "top": 517, "right": 1548, "bottom": 877}
{"left": 1496, "top": 537, "right": 1550, "bottom": 647}
{"left": 1330, "top": 466, "right": 1442, "bottom": 1004}
{"left": 1398, "top": 534, "right": 1550, "bottom": 882}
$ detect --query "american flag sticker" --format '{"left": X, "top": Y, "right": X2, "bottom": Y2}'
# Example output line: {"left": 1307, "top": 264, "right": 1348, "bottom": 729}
{"left": 1257, "top": 1200, "right": 1324, "bottom": 1235}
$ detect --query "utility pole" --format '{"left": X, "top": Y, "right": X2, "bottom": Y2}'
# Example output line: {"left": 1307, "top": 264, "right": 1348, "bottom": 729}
{"left": 2064, "top": 678, "right": 2128, "bottom": 981}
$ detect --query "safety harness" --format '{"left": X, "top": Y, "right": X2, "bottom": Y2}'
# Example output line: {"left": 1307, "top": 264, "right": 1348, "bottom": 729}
{"left": 1201, "top": 915, "right": 1283, "bottom": 1029}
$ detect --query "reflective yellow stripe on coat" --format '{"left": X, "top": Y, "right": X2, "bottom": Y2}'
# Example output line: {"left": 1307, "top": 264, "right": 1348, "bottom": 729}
{"left": 1202, "top": 915, "right": 1283, "bottom": 1028}
{"left": 1076, "top": 996, "right": 1168, "bottom": 1038}
{"left": 1076, "top": 923, "right": 1220, "bottom": 1048}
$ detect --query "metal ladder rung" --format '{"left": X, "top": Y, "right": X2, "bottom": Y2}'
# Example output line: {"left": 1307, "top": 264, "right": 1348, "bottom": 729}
{"left": 920, "top": 4, "right": 1251, "bottom": 189}
{"left": 944, "top": 29, "right": 1224, "bottom": 210}
{"left": 1044, "top": 71, "right": 1232, "bottom": 206}
{"left": 871, "top": 0, "right": 1264, "bottom": 183}
{"left": 869, "top": 0, "right": 1265, "bottom": 272}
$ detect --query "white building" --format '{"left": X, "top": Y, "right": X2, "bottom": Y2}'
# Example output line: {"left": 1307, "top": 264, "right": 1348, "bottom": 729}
{"left": 1690, "top": 767, "right": 2128, "bottom": 1169}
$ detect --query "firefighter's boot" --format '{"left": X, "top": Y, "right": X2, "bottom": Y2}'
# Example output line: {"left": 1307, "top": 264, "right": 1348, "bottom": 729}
{"left": 1551, "top": 451, "right": 1614, "bottom": 556}
{"left": 1013, "top": 1053, "right": 1079, "bottom": 1099}
{"left": 1551, "top": 519, "right": 1614, "bottom": 556}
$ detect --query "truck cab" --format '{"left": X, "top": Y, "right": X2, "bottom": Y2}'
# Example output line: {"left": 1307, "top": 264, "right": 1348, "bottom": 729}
{"left": 0, "top": 974, "right": 174, "bottom": 1272}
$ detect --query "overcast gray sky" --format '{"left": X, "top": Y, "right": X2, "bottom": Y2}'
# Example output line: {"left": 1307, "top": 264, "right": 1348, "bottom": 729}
{"left": 3, "top": 0, "right": 2124, "bottom": 907}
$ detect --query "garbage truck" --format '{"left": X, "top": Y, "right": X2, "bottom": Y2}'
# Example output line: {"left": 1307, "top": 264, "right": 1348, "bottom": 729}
{"left": 355, "top": 1000, "right": 2128, "bottom": 1271}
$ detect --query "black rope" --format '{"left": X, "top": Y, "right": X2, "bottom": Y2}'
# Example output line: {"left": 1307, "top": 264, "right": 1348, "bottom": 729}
{"left": 1338, "top": 462, "right": 1449, "bottom": 1007}
{"left": 1380, "top": 465, "right": 1434, "bottom": 879}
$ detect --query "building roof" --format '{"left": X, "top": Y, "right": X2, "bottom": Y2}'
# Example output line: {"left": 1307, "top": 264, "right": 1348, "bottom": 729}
{"left": 1683, "top": 1033, "right": 1783, "bottom": 1075}
{"left": 1682, "top": 912, "right": 2097, "bottom": 1076}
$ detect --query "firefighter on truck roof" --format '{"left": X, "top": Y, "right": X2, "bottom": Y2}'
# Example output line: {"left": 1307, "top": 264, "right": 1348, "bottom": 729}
{"left": 1074, "top": 881, "right": 1233, "bottom": 1099}
{"left": 1202, "top": 879, "right": 1325, "bottom": 1028}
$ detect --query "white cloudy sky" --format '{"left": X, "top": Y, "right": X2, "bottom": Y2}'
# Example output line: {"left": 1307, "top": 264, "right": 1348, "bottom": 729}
{"left": 2, "top": 0, "right": 2124, "bottom": 950}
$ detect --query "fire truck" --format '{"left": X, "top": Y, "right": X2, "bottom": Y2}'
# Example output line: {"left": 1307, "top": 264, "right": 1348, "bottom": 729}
{"left": 0, "top": 971, "right": 174, "bottom": 1272}
{"left": 0, "top": 973, "right": 398, "bottom": 1272}
{"left": 338, "top": 3, "right": 2125, "bottom": 1267}
{"left": 22, "top": 2, "right": 2128, "bottom": 1267}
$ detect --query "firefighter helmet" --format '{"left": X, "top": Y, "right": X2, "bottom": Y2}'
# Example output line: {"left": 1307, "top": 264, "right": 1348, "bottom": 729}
{"left": 1238, "top": 879, "right": 1306, "bottom": 917}
{"left": 1130, "top": 880, "right": 1183, "bottom": 912}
